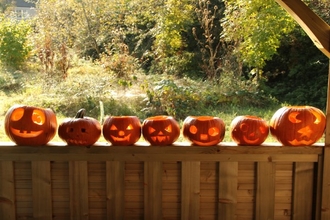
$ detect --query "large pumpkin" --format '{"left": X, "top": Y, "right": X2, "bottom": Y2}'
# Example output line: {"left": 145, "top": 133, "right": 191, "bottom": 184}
{"left": 183, "top": 116, "right": 225, "bottom": 146}
{"left": 142, "top": 116, "right": 180, "bottom": 146}
{"left": 269, "top": 106, "right": 326, "bottom": 146}
{"left": 4, "top": 105, "right": 57, "bottom": 146}
{"left": 103, "top": 116, "right": 141, "bottom": 146}
{"left": 230, "top": 115, "right": 269, "bottom": 145}
{"left": 58, "top": 109, "right": 101, "bottom": 146}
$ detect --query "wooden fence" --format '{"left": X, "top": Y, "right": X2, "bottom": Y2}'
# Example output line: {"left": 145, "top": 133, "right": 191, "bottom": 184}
{"left": 0, "top": 142, "right": 324, "bottom": 220}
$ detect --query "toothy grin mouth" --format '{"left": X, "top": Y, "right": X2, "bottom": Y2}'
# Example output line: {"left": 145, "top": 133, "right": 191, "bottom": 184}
{"left": 10, "top": 128, "right": 43, "bottom": 138}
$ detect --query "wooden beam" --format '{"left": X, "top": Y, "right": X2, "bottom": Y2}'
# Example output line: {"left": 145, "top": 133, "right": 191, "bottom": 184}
{"left": 275, "top": 0, "right": 330, "bottom": 58}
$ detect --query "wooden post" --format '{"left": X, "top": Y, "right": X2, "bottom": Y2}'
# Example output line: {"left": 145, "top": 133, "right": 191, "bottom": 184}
{"left": 256, "top": 162, "right": 275, "bottom": 220}
{"left": 0, "top": 161, "right": 16, "bottom": 220}
{"left": 32, "top": 161, "right": 52, "bottom": 220}
{"left": 181, "top": 161, "right": 200, "bottom": 220}
{"left": 321, "top": 60, "right": 330, "bottom": 219}
{"left": 106, "top": 161, "right": 125, "bottom": 220}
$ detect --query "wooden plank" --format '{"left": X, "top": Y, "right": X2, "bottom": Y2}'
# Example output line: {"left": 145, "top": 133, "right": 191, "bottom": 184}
{"left": 218, "top": 162, "right": 238, "bottom": 220}
{"left": 144, "top": 161, "right": 162, "bottom": 220}
{"left": 69, "top": 161, "right": 89, "bottom": 220}
{"left": 275, "top": 0, "right": 330, "bottom": 58}
{"left": 292, "top": 162, "right": 314, "bottom": 220}
{"left": 181, "top": 161, "right": 200, "bottom": 220}
{"left": 0, "top": 161, "right": 16, "bottom": 220}
{"left": 321, "top": 60, "right": 330, "bottom": 219}
{"left": 106, "top": 161, "right": 124, "bottom": 220}
{"left": 256, "top": 162, "right": 275, "bottom": 220}
{"left": 0, "top": 144, "right": 323, "bottom": 162}
{"left": 32, "top": 161, "right": 52, "bottom": 219}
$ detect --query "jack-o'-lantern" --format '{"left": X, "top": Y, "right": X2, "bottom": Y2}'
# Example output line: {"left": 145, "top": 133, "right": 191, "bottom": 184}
{"left": 230, "top": 115, "right": 269, "bottom": 145}
{"left": 58, "top": 109, "right": 101, "bottom": 146}
{"left": 269, "top": 106, "right": 326, "bottom": 146}
{"left": 142, "top": 116, "right": 180, "bottom": 146}
{"left": 4, "top": 105, "right": 57, "bottom": 146}
{"left": 103, "top": 116, "right": 141, "bottom": 146}
{"left": 183, "top": 116, "right": 225, "bottom": 146}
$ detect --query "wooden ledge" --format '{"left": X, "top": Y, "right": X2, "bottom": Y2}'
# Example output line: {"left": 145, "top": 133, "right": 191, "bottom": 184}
{"left": 0, "top": 142, "right": 323, "bottom": 162}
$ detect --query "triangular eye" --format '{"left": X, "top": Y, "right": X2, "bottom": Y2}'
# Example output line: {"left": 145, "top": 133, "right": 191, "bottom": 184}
{"left": 110, "top": 125, "right": 118, "bottom": 130}
{"left": 164, "top": 125, "right": 172, "bottom": 132}
{"left": 126, "top": 124, "right": 133, "bottom": 130}
{"left": 148, "top": 127, "right": 156, "bottom": 134}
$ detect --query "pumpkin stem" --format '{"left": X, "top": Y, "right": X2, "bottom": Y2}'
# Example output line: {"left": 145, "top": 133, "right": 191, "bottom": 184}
{"left": 75, "top": 109, "right": 86, "bottom": 119}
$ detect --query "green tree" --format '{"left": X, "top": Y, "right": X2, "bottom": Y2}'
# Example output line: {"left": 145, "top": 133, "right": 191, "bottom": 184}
{"left": 0, "top": 16, "right": 32, "bottom": 69}
{"left": 221, "top": 0, "right": 296, "bottom": 73}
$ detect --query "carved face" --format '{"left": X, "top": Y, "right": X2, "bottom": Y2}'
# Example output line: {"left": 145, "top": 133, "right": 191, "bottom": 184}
{"left": 4, "top": 105, "right": 57, "bottom": 146}
{"left": 58, "top": 109, "right": 101, "bottom": 146}
{"left": 183, "top": 116, "right": 225, "bottom": 146}
{"left": 142, "top": 116, "right": 180, "bottom": 146}
{"left": 269, "top": 106, "right": 326, "bottom": 146}
{"left": 102, "top": 116, "right": 141, "bottom": 146}
{"left": 230, "top": 116, "right": 269, "bottom": 145}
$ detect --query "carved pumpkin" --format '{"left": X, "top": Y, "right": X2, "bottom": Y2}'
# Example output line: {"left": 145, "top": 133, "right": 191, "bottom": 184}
{"left": 230, "top": 115, "right": 269, "bottom": 145}
{"left": 142, "top": 116, "right": 180, "bottom": 146}
{"left": 103, "top": 116, "right": 141, "bottom": 146}
{"left": 58, "top": 109, "right": 101, "bottom": 146}
{"left": 183, "top": 116, "right": 225, "bottom": 146}
{"left": 4, "top": 105, "right": 57, "bottom": 146}
{"left": 269, "top": 106, "right": 326, "bottom": 146}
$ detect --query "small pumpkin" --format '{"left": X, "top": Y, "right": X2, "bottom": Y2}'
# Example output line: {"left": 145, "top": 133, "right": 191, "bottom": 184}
{"left": 269, "top": 106, "right": 326, "bottom": 146}
{"left": 4, "top": 105, "right": 57, "bottom": 146}
{"left": 230, "top": 115, "right": 269, "bottom": 145}
{"left": 103, "top": 116, "right": 141, "bottom": 146}
{"left": 142, "top": 116, "right": 180, "bottom": 146}
{"left": 183, "top": 116, "right": 225, "bottom": 146}
{"left": 58, "top": 109, "right": 101, "bottom": 146}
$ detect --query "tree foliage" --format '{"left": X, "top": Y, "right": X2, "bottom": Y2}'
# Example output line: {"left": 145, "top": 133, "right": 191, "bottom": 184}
{"left": 221, "top": 0, "right": 296, "bottom": 69}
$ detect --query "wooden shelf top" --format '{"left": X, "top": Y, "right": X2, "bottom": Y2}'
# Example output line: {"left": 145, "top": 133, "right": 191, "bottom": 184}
{"left": 0, "top": 142, "right": 323, "bottom": 162}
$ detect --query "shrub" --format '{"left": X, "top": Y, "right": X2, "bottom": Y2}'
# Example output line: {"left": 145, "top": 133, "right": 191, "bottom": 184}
{"left": 0, "top": 17, "right": 32, "bottom": 69}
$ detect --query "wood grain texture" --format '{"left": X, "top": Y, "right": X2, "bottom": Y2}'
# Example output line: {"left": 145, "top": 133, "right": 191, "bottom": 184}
{"left": 292, "top": 162, "right": 314, "bottom": 220}
{"left": 69, "top": 161, "right": 89, "bottom": 220}
{"left": 106, "top": 161, "right": 125, "bottom": 220}
{"left": 32, "top": 161, "right": 52, "bottom": 220}
{"left": 144, "top": 161, "right": 163, "bottom": 220}
{"left": 256, "top": 162, "right": 276, "bottom": 220}
{"left": 181, "top": 161, "right": 200, "bottom": 220}
{"left": 0, "top": 161, "right": 16, "bottom": 220}
{"left": 218, "top": 162, "right": 238, "bottom": 220}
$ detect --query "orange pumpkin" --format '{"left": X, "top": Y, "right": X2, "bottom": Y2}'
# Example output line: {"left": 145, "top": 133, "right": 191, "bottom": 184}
{"left": 183, "top": 116, "right": 225, "bottom": 146}
{"left": 269, "top": 106, "right": 326, "bottom": 146}
{"left": 230, "top": 115, "right": 269, "bottom": 145}
{"left": 4, "top": 105, "right": 57, "bottom": 146}
{"left": 142, "top": 116, "right": 180, "bottom": 146}
{"left": 103, "top": 116, "right": 141, "bottom": 146}
{"left": 58, "top": 109, "right": 101, "bottom": 146}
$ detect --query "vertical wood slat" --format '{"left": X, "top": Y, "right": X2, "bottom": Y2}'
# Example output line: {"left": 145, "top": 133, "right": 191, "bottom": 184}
{"left": 106, "top": 161, "right": 125, "bottom": 220}
{"left": 292, "top": 162, "right": 314, "bottom": 220}
{"left": 321, "top": 60, "right": 330, "bottom": 219}
{"left": 69, "top": 161, "right": 89, "bottom": 220}
{"left": 0, "top": 161, "right": 16, "bottom": 220}
{"left": 218, "top": 162, "right": 238, "bottom": 220}
{"left": 181, "top": 161, "right": 200, "bottom": 220}
{"left": 32, "top": 161, "right": 52, "bottom": 220}
{"left": 315, "top": 155, "right": 323, "bottom": 220}
{"left": 256, "top": 161, "right": 275, "bottom": 220}
{"left": 144, "top": 161, "right": 163, "bottom": 220}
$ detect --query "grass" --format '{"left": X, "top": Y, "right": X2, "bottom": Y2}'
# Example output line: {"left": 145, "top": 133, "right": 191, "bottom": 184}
{"left": 0, "top": 61, "right": 324, "bottom": 145}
